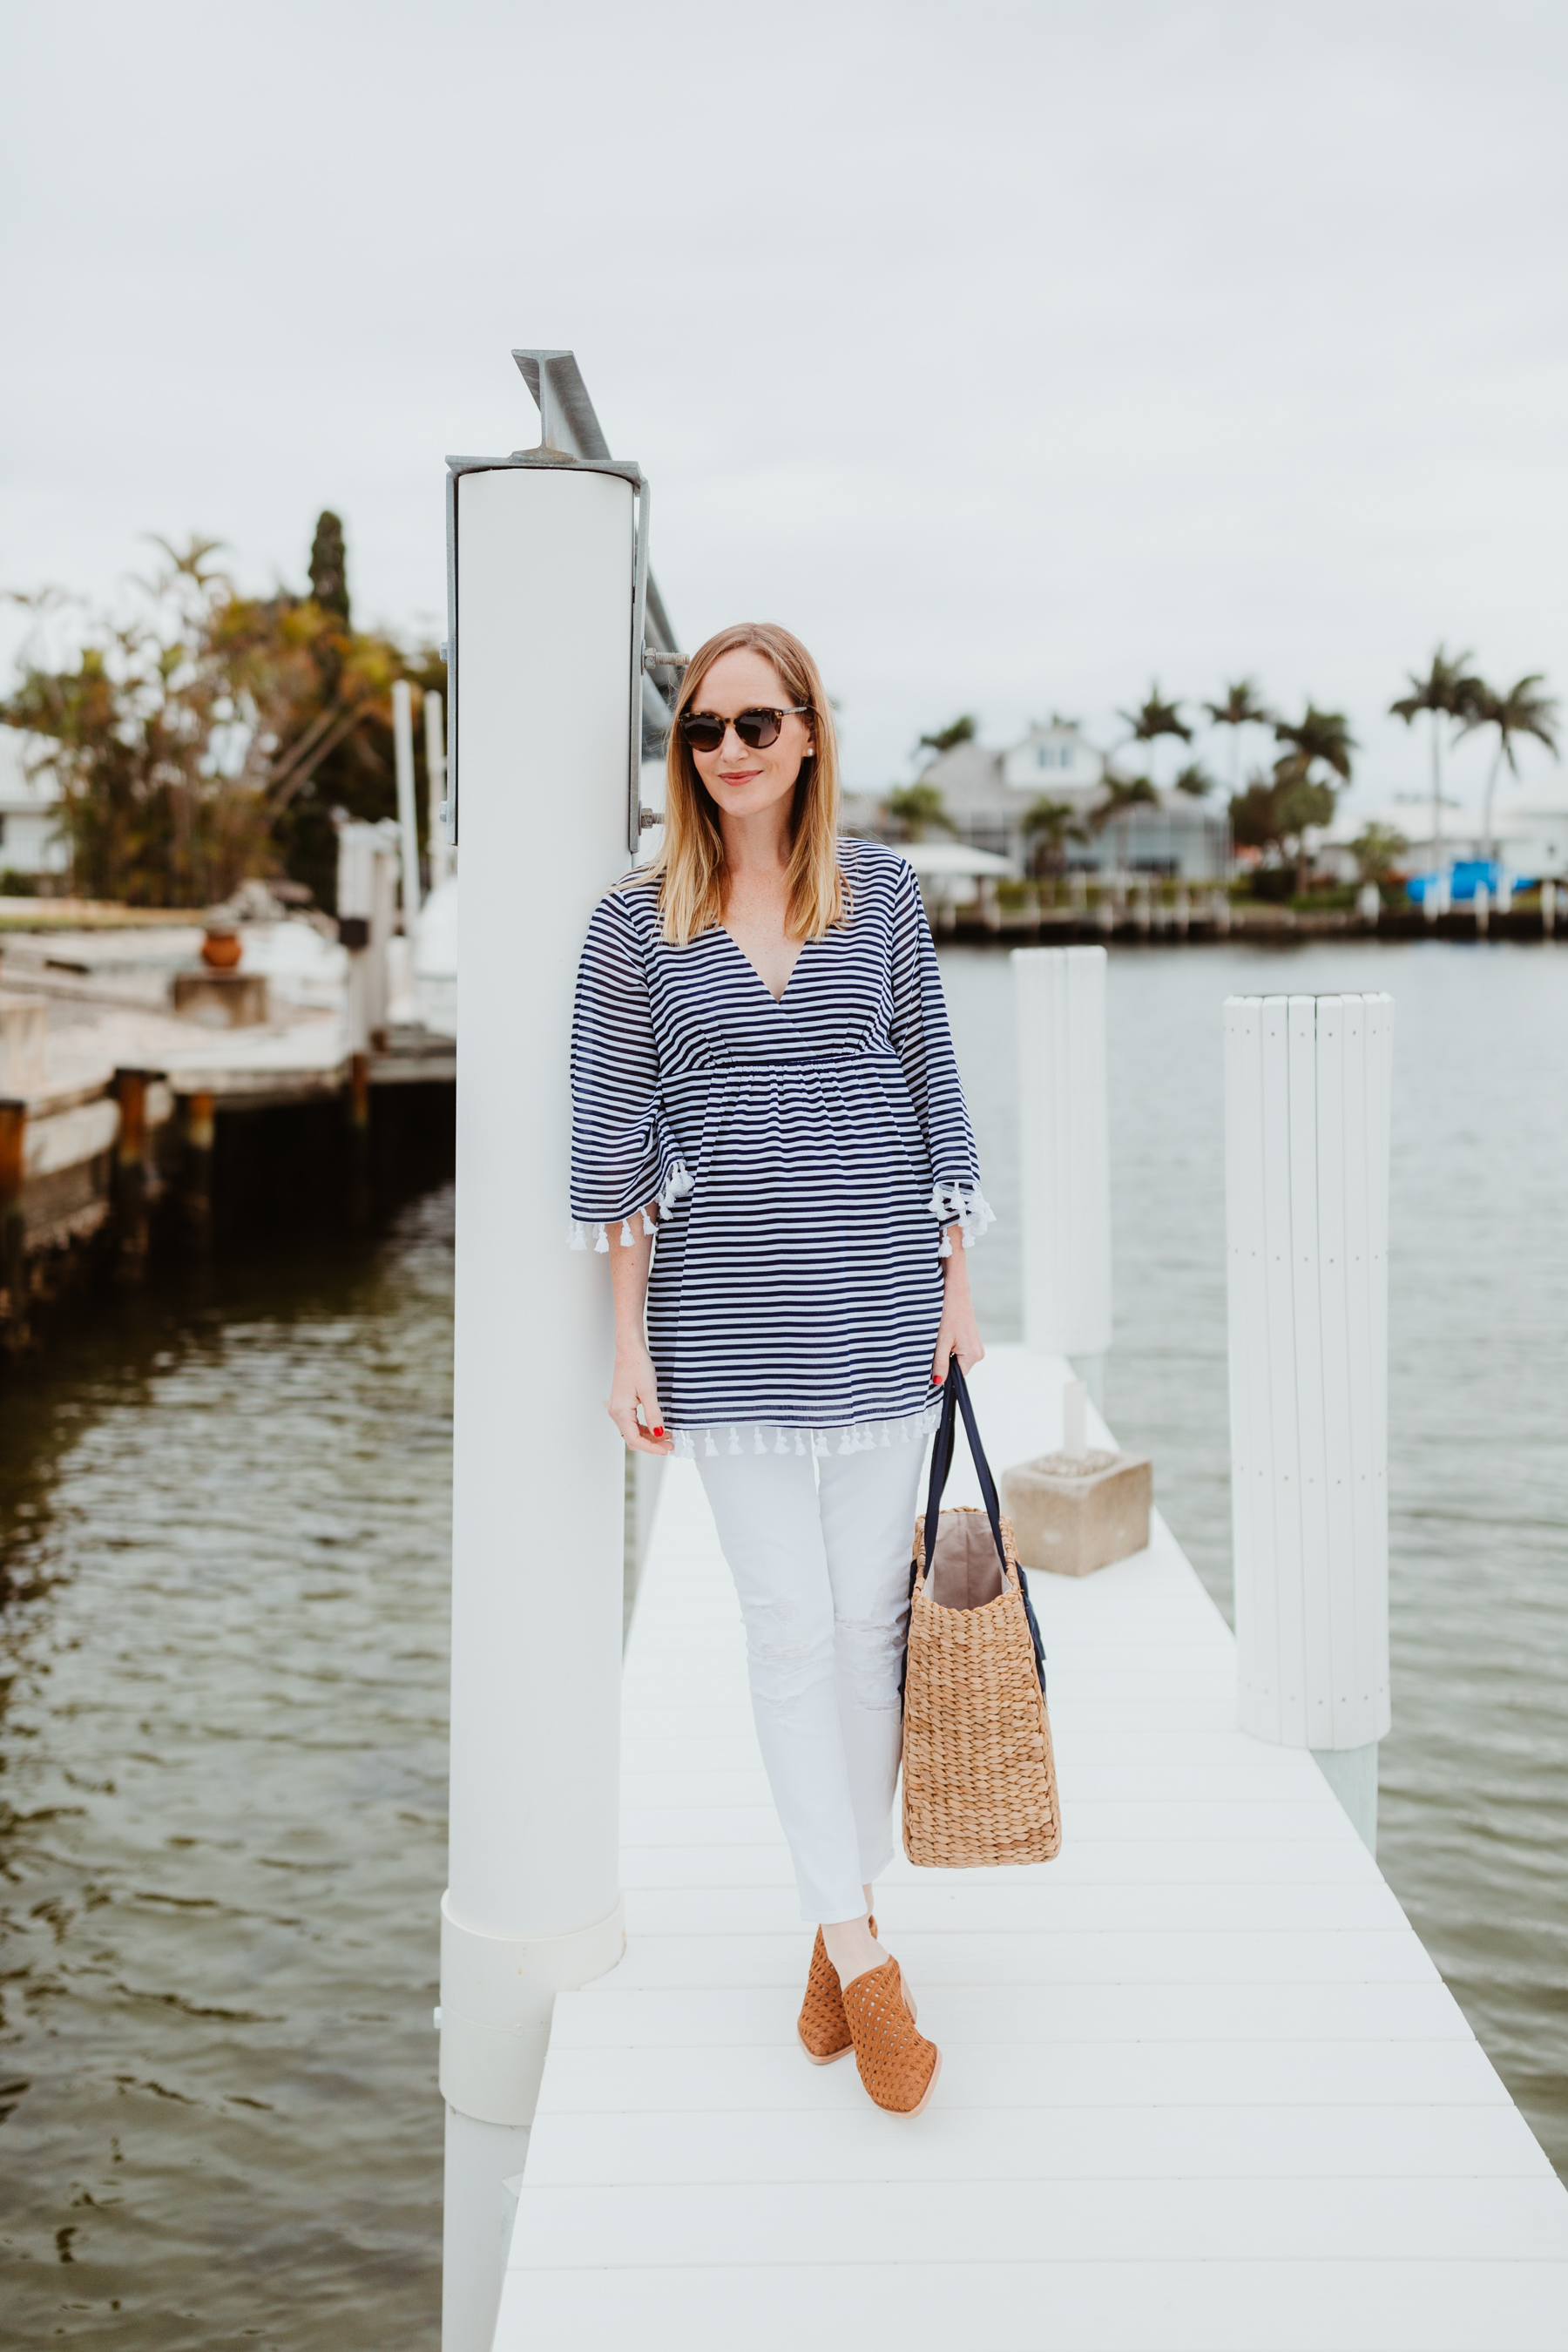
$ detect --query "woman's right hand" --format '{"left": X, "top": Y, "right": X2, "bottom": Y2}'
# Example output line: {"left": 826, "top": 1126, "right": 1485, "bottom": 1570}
{"left": 607, "top": 1342, "right": 673, "bottom": 1456}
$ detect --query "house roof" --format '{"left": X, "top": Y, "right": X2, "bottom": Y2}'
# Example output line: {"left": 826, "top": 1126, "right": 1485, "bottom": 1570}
{"left": 916, "top": 729, "right": 1223, "bottom": 829}
{"left": 914, "top": 737, "right": 1005, "bottom": 813}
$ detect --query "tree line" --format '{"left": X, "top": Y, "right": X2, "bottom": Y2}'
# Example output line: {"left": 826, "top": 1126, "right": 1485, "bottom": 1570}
{"left": 2, "top": 517, "right": 443, "bottom": 909}
{"left": 896, "top": 656, "right": 1558, "bottom": 889}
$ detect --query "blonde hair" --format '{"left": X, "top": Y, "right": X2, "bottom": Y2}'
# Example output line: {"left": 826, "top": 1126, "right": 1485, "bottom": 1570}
{"left": 644, "top": 621, "right": 848, "bottom": 946}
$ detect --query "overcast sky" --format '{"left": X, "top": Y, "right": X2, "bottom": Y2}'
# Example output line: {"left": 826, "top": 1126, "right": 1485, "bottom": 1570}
{"left": 4, "top": 0, "right": 1565, "bottom": 812}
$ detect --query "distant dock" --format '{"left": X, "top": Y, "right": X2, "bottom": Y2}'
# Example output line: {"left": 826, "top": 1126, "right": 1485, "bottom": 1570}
{"left": 0, "top": 911, "right": 452, "bottom": 1345}
{"left": 923, "top": 889, "right": 1562, "bottom": 949}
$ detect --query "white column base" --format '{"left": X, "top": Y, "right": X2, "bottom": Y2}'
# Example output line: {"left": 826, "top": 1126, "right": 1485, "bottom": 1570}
{"left": 1312, "top": 1740, "right": 1379, "bottom": 1855}
{"left": 442, "top": 2105, "right": 530, "bottom": 2352}
{"left": 438, "top": 1890, "right": 625, "bottom": 2126}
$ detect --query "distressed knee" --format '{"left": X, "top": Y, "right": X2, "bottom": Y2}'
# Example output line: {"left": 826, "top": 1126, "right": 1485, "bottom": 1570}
{"left": 835, "top": 1611, "right": 907, "bottom": 1712}
{"left": 745, "top": 1596, "right": 835, "bottom": 1708}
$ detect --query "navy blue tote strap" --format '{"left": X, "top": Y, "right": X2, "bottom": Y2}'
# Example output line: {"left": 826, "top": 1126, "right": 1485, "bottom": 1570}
{"left": 921, "top": 1361, "right": 1006, "bottom": 1576}
{"left": 916, "top": 1361, "right": 1049, "bottom": 1701}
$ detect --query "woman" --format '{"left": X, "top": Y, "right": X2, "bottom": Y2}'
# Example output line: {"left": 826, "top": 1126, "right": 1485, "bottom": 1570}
{"left": 569, "top": 621, "right": 990, "bottom": 2118}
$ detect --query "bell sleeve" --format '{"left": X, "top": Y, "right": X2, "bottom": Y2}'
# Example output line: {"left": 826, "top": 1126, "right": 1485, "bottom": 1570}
{"left": 888, "top": 855, "right": 996, "bottom": 1254}
{"left": 568, "top": 892, "right": 689, "bottom": 1253}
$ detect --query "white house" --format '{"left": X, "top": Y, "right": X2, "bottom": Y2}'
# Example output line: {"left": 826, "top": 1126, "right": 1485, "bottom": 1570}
{"left": 1490, "top": 782, "right": 1568, "bottom": 879}
{"left": 0, "top": 727, "right": 68, "bottom": 885}
{"left": 886, "top": 720, "right": 1230, "bottom": 880}
{"left": 1318, "top": 783, "right": 1568, "bottom": 882}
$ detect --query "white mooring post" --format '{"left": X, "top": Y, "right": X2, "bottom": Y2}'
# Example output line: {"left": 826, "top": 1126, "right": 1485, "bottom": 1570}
{"left": 440, "top": 459, "right": 636, "bottom": 2348}
{"left": 1012, "top": 945, "right": 1112, "bottom": 1401}
{"left": 425, "top": 687, "right": 451, "bottom": 891}
{"left": 392, "top": 679, "right": 422, "bottom": 929}
{"left": 1222, "top": 992, "right": 1394, "bottom": 1850}
{"left": 337, "top": 818, "right": 399, "bottom": 1047}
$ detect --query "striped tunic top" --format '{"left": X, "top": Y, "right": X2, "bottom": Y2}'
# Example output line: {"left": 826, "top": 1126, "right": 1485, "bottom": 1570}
{"left": 569, "top": 838, "right": 991, "bottom": 1455}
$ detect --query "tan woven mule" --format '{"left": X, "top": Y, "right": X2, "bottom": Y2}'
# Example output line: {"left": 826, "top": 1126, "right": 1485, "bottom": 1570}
{"left": 798, "top": 1916, "right": 893, "bottom": 2065}
{"left": 841, "top": 1957, "right": 942, "bottom": 2116}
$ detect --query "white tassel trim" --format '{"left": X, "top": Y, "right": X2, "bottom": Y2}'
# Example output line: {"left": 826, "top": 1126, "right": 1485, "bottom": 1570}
{"left": 666, "top": 1403, "right": 942, "bottom": 1461}
{"left": 570, "top": 1189, "right": 678, "bottom": 1251}
{"left": 568, "top": 1220, "right": 615, "bottom": 1252}
{"left": 657, "top": 1161, "right": 694, "bottom": 1220}
{"left": 929, "top": 1179, "right": 997, "bottom": 1253}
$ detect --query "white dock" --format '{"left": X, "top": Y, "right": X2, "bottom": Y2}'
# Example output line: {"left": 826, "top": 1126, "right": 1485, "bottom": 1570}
{"left": 493, "top": 1347, "right": 1568, "bottom": 2350}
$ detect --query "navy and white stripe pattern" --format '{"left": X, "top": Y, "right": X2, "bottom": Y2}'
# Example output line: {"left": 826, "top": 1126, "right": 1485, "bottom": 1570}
{"left": 570, "top": 838, "right": 992, "bottom": 1448}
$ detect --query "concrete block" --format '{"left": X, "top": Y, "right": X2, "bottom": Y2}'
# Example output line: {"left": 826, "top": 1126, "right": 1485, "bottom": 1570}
{"left": 0, "top": 990, "right": 49, "bottom": 1097}
{"left": 999, "top": 1448, "right": 1152, "bottom": 1578}
{"left": 172, "top": 970, "right": 270, "bottom": 1028}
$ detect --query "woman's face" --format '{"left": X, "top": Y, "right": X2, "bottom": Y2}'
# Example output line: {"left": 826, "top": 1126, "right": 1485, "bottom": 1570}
{"left": 685, "top": 647, "right": 815, "bottom": 825}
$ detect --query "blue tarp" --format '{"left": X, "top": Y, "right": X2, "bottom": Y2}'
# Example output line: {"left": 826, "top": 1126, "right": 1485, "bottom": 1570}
{"left": 1406, "top": 861, "right": 1536, "bottom": 905}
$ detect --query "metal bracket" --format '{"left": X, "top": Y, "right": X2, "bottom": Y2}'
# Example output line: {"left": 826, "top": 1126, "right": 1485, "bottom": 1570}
{"left": 443, "top": 349, "right": 685, "bottom": 859}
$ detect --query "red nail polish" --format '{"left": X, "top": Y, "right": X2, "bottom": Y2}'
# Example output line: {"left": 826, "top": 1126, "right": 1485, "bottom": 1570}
{"left": 652, "top": 1426, "right": 664, "bottom": 1436}
{"left": 934, "top": 1372, "right": 944, "bottom": 1385}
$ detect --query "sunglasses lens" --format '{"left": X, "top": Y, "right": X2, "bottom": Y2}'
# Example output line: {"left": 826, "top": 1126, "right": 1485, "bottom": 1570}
{"left": 679, "top": 713, "right": 725, "bottom": 753}
{"left": 734, "top": 709, "right": 783, "bottom": 749}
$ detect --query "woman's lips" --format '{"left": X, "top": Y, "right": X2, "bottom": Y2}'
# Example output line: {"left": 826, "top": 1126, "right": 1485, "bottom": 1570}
{"left": 718, "top": 770, "right": 760, "bottom": 785}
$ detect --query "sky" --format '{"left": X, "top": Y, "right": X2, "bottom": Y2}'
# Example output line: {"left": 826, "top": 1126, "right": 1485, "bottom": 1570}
{"left": 4, "top": 0, "right": 1566, "bottom": 814}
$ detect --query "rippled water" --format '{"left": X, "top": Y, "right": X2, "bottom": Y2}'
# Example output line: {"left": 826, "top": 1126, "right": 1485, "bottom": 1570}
{"left": 2, "top": 940, "right": 1565, "bottom": 2344}
{"left": 0, "top": 1208, "right": 455, "bottom": 2345}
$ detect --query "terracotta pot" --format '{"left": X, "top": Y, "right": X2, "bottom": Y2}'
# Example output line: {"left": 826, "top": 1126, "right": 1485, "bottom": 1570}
{"left": 200, "top": 928, "right": 243, "bottom": 971}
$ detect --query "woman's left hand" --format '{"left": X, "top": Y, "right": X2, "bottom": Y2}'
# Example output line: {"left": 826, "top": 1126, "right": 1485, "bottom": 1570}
{"left": 932, "top": 1234, "right": 984, "bottom": 1384}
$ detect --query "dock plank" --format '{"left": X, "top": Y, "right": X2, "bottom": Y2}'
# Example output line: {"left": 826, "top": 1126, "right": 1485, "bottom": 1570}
{"left": 494, "top": 1347, "right": 1568, "bottom": 2350}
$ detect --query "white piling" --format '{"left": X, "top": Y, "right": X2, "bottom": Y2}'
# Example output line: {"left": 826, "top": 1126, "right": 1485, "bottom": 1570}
{"left": 1544, "top": 879, "right": 1558, "bottom": 935}
{"left": 442, "top": 463, "right": 634, "bottom": 2349}
{"left": 1222, "top": 993, "right": 1394, "bottom": 1851}
{"left": 1013, "top": 946, "right": 1112, "bottom": 1392}
{"left": 336, "top": 818, "right": 399, "bottom": 1049}
{"left": 393, "top": 679, "right": 422, "bottom": 929}
{"left": 1474, "top": 880, "right": 1490, "bottom": 935}
{"left": 426, "top": 687, "right": 451, "bottom": 891}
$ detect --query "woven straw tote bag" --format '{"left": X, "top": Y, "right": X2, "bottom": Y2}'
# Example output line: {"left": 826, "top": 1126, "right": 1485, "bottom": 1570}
{"left": 901, "top": 1362, "right": 1063, "bottom": 1869}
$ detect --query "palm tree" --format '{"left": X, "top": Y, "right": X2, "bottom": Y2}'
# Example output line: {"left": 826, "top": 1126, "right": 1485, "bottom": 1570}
{"left": 1116, "top": 686, "right": 1191, "bottom": 789}
{"left": 886, "top": 782, "right": 956, "bottom": 841}
{"left": 1458, "top": 674, "right": 1559, "bottom": 866}
{"left": 1173, "top": 761, "right": 1214, "bottom": 798}
{"left": 1274, "top": 703, "right": 1355, "bottom": 789}
{"left": 1271, "top": 705, "right": 1356, "bottom": 892}
{"left": 916, "top": 713, "right": 977, "bottom": 757}
{"left": 1092, "top": 774, "right": 1160, "bottom": 873}
{"left": 1202, "top": 679, "right": 1274, "bottom": 790}
{"left": 1389, "top": 645, "right": 1484, "bottom": 864}
{"left": 1020, "top": 795, "right": 1087, "bottom": 878}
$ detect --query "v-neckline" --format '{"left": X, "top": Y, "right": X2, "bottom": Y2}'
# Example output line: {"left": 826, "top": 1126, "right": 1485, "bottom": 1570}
{"left": 720, "top": 925, "right": 806, "bottom": 1007}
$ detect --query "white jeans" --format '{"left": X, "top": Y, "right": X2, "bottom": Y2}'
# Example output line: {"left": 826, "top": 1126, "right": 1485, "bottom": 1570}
{"left": 696, "top": 1438, "right": 927, "bottom": 1923}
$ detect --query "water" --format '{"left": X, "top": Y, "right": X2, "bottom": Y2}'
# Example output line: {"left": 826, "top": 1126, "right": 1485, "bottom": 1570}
{"left": 2, "top": 941, "right": 1565, "bottom": 2343}
{"left": 0, "top": 1208, "right": 454, "bottom": 2346}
